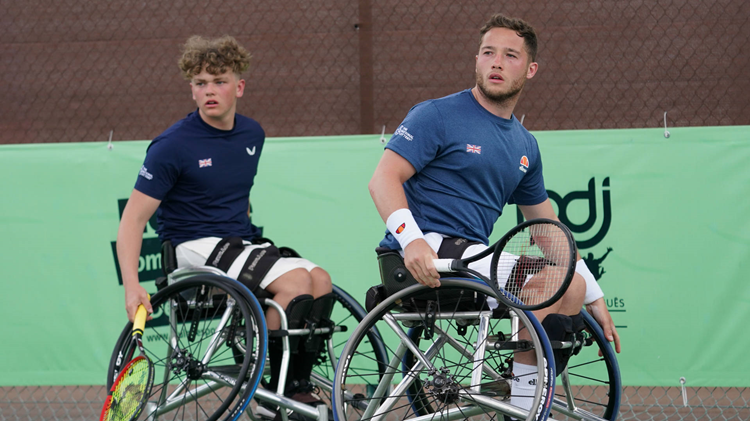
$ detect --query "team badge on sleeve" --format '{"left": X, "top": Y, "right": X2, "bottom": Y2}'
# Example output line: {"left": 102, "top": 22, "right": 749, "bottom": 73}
{"left": 199, "top": 158, "right": 212, "bottom": 168}
{"left": 466, "top": 144, "right": 482, "bottom": 154}
{"left": 519, "top": 155, "right": 529, "bottom": 173}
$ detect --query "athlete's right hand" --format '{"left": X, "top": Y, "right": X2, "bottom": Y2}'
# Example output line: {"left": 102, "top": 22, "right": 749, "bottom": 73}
{"left": 404, "top": 239, "right": 440, "bottom": 288}
{"left": 125, "top": 283, "right": 153, "bottom": 323}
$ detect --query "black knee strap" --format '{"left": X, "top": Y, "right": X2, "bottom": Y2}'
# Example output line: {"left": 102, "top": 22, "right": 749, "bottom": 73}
{"left": 303, "top": 293, "right": 336, "bottom": 352}
{"left": 282, "top": 294, "right": 314, "bottom": 351}
{"left": 542, "top": 313, "right": 577, "bottom": 374}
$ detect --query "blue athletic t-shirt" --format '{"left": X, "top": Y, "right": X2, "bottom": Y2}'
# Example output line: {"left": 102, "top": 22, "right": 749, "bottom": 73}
{"left": 135, "top": 110, "right": 264, "bottom": 246}
{"left": 380, "top": 89, "right": 548, "bottom": 249}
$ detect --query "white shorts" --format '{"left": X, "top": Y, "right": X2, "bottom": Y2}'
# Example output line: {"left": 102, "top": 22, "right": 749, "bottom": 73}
{"left": 175, "top": 237, "right": 319, "bottom": 290}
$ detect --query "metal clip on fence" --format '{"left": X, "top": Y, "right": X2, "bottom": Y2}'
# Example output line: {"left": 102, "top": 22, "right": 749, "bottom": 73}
{"left": 106, "top": 130, "right": 114, "bottom": 150}
{"left": 680, "top": 376, "right": 687, "bottom": 406}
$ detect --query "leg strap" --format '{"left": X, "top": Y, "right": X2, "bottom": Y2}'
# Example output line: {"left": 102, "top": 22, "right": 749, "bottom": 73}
{"left": 267, "top": 294, "right": 314, "bottom": 394}
{"left": 205, "top": 237, "right": 246, "bottom": 273}
{"left": 293, "top": 294, "right": 337, "bottom": 389}
{"left": 303, "top": 293, "right": 337, "bottom": 352}
{"left": 236, "top": 244, "right": 281, "bottom": 293}
{"left": 541, "top": 313, "right": 577, "bottom": 374}
{"left": 280, "top": 294, "right": 314, "bottom": 350}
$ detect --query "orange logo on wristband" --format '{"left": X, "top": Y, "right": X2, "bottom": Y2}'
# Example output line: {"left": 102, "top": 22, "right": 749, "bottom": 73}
{"left": 396, "top": 223, "right": 406, "bottom": 234}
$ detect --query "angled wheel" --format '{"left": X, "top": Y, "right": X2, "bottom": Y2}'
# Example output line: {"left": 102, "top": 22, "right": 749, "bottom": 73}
{"left": 308, "top": 284, "right": 389, "bottom": 407}
{"left": 551, "top": 309, "right": 621, "bottom": 421}
{"left": 333, "top": 279, "right": 555, "bottom": 421}
{"left": 106, "top": 274, "right": 267, "bottom": 421}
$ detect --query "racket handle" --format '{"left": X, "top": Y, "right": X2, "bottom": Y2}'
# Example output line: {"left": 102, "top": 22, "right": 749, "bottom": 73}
{"left": 132, "top": 294, "right": 150, "bottom": 337}
{"left": 433, "top": 258, "right": 455, "bottom": 272}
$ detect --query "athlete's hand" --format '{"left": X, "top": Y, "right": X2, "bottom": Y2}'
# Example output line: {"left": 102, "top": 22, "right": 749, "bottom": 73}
{"left": 404, "top": 239, "right": 440, "bottom": 288}
{"left": 125, "top": 283, "right": 154, "bottom": 323}
{"left": 586, "top": 297, "right": 621, "bottom": 355}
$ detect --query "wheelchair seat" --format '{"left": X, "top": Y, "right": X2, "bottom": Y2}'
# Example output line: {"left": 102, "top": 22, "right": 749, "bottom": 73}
{"left": 369, "top": 247, "right": 494, "bottom": 315}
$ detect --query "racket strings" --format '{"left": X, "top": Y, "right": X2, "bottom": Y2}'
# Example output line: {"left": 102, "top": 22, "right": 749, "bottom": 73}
{"left": 496, "top": 223, "right": 573, "bottom": 306}
{"left": 107, "top": 358, "right": 152, "bottom": 420}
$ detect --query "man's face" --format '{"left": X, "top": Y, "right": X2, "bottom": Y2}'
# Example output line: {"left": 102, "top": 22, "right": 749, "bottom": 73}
{"left": 190, "top": 68, "right": 245, "bottom": 128}
{"left": 474, "top": 27, "right": 537, "bottom": 104}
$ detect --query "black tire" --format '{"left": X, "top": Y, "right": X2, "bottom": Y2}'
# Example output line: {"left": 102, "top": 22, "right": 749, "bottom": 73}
{"left": 106, "top": 274, "right": 267, "bottom": 421}
{"left": 551, "top": 309, "right": 622, "bottom": 421}
{"left": 308, "top": 284, "right": 389, "bottom": 407}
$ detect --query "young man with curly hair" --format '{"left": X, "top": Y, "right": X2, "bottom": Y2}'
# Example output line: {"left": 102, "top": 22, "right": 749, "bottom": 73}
{"left": 116, "top": 35, "right": 331, "bottom": 419}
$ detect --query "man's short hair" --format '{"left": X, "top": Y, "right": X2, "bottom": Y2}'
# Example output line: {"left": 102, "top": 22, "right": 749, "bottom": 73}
{"left": 479, "top": 14, "right": 538, "bottom": 63}
{"left": 178, "top": 35, "right": 251, "bottom": 80}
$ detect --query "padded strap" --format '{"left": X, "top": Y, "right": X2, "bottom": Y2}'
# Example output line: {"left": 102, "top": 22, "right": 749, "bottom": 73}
{"left": 542, "top": 313, "right": 576, "bottom": 374}
{"left": 283, "top": 294, "right": 314, "bottom": 351}
{"left": 236, "top": 244, "right": 281, "bottom": 293}
{"left": 161, "top": 240, "right": 177, "bottom": 276}
{"left": 436, "top": 237, "right": 481, "bottom": 259}
{"left": 205, "top": 237, "right": 245, "bottom": 273}
{"left": 304, "top": 293, "right": 336, "bottom": 351}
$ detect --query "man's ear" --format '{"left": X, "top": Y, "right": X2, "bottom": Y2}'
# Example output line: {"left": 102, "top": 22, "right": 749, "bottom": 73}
{"left": 526, "top": 62, "right": 538, "bottom": 80}
{"left": 236, "top": 78, "right": 246, "bottom": 98}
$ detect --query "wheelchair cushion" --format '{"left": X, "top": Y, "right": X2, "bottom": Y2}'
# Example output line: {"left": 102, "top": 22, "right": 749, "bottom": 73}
{"left": 374, "top": 247, "right": 489, "bottom": 313}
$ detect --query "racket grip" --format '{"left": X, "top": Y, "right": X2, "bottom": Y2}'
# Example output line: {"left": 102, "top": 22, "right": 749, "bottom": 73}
{"left": 132, "top": 294, "right": 150, "bottom": 336}
{"left": 433, "top": 258, "right": 455, "bottom": 272}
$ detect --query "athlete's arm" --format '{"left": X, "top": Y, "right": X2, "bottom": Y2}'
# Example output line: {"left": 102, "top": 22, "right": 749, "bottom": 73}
{"left": 518, "top": 199, "right": 581, "bottom": 259}
{"left": 117, "top": 189, "right": 160, "bottom": 322}
{"left": 519, "top": 199, "right": 621, "bottom": 352}
{"left": 369, "top": 149, "right": 440, "bottom": 287}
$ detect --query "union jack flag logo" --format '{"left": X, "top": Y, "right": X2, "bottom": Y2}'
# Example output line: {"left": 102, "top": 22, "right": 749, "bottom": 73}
{"left": 466, "top": 144, "right": 481, "bottom": 154}
{"left": 199, "top": 158, "right": 212, "bottom": 168}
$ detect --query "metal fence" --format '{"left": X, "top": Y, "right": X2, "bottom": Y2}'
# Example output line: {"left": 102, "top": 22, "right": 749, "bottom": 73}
{"left": 2, "top": 0, "right": 748, "bottom": 145}
{"left": 2, "top": 385, "right": 749, "bottom": 420}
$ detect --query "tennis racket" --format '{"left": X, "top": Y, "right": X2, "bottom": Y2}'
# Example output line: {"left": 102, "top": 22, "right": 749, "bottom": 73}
{"left": 100, "top": 302, "right": 154, "bottom": 421}
{"left": 433, "top": 218, "right": 577, "bottom": 310}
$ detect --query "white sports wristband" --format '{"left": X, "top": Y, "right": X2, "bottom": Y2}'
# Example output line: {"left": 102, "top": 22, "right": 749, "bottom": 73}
{"left": 386, "top": 208, "right": 425, "bottom": 250}
{"left": 576, "top": 259, "right": 604, "bottom": 304}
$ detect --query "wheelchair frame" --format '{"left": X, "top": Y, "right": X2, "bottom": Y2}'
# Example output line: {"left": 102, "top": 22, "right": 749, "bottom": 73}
{"left": 331, "top": 275, "right": 621, "bottom": 421}
{"left": 106, "top": 265, "right": 387, "bottom": 421}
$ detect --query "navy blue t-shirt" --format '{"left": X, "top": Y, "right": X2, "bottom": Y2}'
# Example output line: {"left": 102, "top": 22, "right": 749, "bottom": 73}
{"left": 135, "top": 110, "right": 264, "bottom": 246}
{"left": 380, "top": 89, "right": 548, "bottom": 249}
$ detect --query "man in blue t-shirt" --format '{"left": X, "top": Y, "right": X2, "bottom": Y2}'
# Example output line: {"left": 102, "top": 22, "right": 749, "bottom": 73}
{"left": 116, "top": 35, "right": 331, "bottom": 414}
{"left": 369, "top": 13, "right": 621, "bottom": 412}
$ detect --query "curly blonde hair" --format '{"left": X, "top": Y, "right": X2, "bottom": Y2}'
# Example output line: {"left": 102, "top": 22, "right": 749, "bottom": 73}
{"left": 178, "top": 35, "right": 251, "bottom": 80}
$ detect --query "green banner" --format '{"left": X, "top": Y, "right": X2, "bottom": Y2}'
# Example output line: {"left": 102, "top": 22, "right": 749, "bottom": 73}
{"left": 1, "top": 127, "right": 749, "bottom": 387}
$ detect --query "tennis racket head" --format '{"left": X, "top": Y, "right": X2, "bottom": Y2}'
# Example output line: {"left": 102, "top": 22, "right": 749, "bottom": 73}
{"left": 490, "top": 218, "right": 577, "bottom": 310}
{"left": 101, "top": 303, "right": 153, "bottom": 421}
{"left": 100, "top": 355, "right": 154, "bottom": 421}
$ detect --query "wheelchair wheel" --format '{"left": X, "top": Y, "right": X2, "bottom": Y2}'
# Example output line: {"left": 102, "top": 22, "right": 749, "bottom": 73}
{"left": 308, "top": 284, "right": 389, "bottom": 407}
{"left": 106, "top": 274, "right": 267, "bottom": 421}
{"left": 551, "top": 309, "right": 621, "bottom": 421}
{"left": 332, "top": 279, "right": 555, "bottom": 421}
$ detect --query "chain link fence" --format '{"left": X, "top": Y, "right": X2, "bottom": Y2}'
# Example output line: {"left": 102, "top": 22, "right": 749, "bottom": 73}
{"left": 1, "top": 0, "right": 748, "bottom": 145}
{"left": 2, "top": 0, "right": 749, "bottom": 419}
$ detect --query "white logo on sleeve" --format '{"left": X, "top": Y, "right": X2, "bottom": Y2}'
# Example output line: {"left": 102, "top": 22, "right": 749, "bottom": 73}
{"left": 138, "top": 166, "right": 153, "bottom": 180}
{"left": 246, "top": 146, "right": 256, "bottom": 156}
{"left": 394, "top": 125, "right": 414, "bottom": 141}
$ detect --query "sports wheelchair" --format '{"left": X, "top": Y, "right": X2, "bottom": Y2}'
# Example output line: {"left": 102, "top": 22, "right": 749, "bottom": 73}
{"left": 105, "top": 242, "right": 388, "bottom": 421}
{"left": 330, "top": 248, "right": 621, "bottom": 421}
